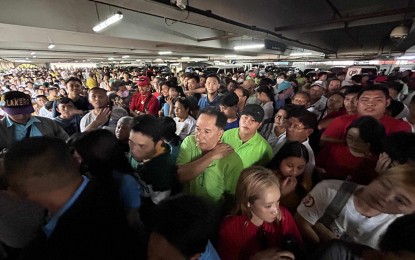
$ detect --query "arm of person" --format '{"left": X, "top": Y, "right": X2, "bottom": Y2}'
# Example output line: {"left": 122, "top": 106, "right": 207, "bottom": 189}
{"left": 82, "top": 108, "right": 111, "bottom": 132}
{"left": 294, "top": 213, "right": 321, "bottom": 245}
{"left": 186, "top": 87, "right": 206, "bottom": 95}
{"left": 177, "top": 143, "right": 234, "bottom": 183}
{"left": 320, "top": 116, "right": 347, "bottom": 145}
{"left": 294, "top": 181, "right": 335, "bottom": 246}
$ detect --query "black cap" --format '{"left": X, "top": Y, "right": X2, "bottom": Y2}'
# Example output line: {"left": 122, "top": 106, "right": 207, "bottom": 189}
{"left": 241, "top": 104, "right": 264, "bottom": 122}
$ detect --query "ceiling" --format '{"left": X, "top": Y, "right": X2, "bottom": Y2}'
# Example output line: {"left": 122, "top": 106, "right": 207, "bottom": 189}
{"left": 1, "top": 0, "right": 415, "bottom": 66}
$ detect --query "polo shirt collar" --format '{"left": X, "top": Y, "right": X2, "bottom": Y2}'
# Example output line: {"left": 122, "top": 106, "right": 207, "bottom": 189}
{"left": 5, "top": 115, "right": 40, "bottom": 128}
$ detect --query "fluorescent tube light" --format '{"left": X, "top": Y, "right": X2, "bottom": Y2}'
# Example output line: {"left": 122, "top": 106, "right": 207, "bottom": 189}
{"left": 234, "top": 44, "right": 264, "bottom": 50}
{"left": 122, "top": 55, "right": 130, "bottom": 59}
{"left": 93, "top": 12, "right": 123, "bottom": 32}
{"left": 48, "top": 44, "right": 55, "bottom": 49}
{"left": 158, "top": 51, "right": 173, "bottom": 55}
{"left": 30, "top": 52, "right": 36, "bottom": 55}
{"left": 181, "top": 57, "right": 190, "bottom": 60}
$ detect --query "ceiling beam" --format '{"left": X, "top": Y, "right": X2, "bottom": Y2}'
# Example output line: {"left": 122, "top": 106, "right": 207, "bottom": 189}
{"left": 275, "top": 7, "right": 415, "bottom": 32}
{"left": 197, "top": 34, "right": 239, "bottom": 42}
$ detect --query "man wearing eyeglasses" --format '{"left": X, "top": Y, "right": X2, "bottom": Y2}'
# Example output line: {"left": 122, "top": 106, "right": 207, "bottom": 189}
{"left": 222, "top": 104, "right": 273, "bottom": 169}
{"left": 284, "top": 110, "right": 318, "bottom": 180}
{"left": 177, "top": 108, "right": 243, "bottom": 203}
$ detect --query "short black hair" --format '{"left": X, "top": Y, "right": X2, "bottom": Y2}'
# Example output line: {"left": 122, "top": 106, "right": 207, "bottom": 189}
{"left": 288, "top": 109, "right": 317, "bottom": 130}
{"left": 57, "top": 97, "right": 74, "bottom": 105}
{"left": 343, "top": 85, "right": 361, "bottom": 96}
{"left": 220, "top": 92, "right": 239, "bottom": 107}
{"left": 131, "top": 114, "right": 163, "bottom": 142}
{"left": 386, "top": 80, "right": 404, "bottom": 93}
{"left": 378, "top": 213, "right": 415, "bottom": 254}
{"left": 174, "top": 96, "right": 191, "bottom": 110}
{"left": 65, "top": 76, "right": 82, "bottom": 85}
{"left": 111, "top": 80, "right": 126, "bottom": 92}
{"left": 347, "top": 116, "right": 385, "bottom": 154}
{"left": 199, "top": 108, "right": 227, "bottom": 130}
{"left": 151, "top": 194, "right": 216, "bottom": 258}
{"left": 4, "top": 137, "right": 78, "bottom": 189}
{"left": 381, "top": 132, "right": 415, "bottom": 164}
{"left": 259, "top": 77, "right": 273, "bottom": 86}
{"left": 267, "top": 141, "right": 309, "bottom": 170}
{"left": 256, "top": 85, "right": 275, "bottom": 102}
{"left": 158, "top": 116, "right": 180, "bottom": 146}
{"left": 206, "top": 73, "right": 220, "bottom": 83}
{"left": 351, "top": 74, "right": 362, "bottom": 83}
{"left": 187, "top": 74, "right": 200, "bottom": 83}
{"left": 89, "top": 87, "right": 107, "bottom": 95}
{"left": 386, "top": 100, "right": 405, "bottom": 118}
{"left": 357, "top": 85, "right": 389, "bottom": 100}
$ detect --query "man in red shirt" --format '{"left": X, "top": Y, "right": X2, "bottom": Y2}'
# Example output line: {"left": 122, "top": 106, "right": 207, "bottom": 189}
{"left": 321, "top": 85, "right": 411, "bottom": 144}
{"left": 129, "top": 76, "right": 159, "bottom": 116}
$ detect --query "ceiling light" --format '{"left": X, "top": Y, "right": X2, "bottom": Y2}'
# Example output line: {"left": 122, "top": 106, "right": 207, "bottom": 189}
{"left": 158, "top": 51, "right": 172, "bottom": 55}
{"left": 108, "top": 57, "right": 114, "bottom": 60}
{"left": 234, "top": 44, "right": 264, "bottom": 50}
{"left": 122, "top": 55, "right": 130, "bottom": 59}
{"left": 289, "top": 52, "right": 313, "bottom": 56}
{"left": 15, "top": 60, "right": 31, "bottom": 63}
{"left": 48, "top": 44, "right": 55, "bottom": 49}
{"left": 30, "top": 52, "right": 36, "bottom": 55}
{"left": 33, "top": 56, "right": 37, "bottom": 58}
{"left": 224, "top": 55, "right": 237, "bottom": 58}
{"left": 181, "top": 57, "right": 190, "bottom": 60}
{"left": 93, "top": 12, "right": 123, "bottom": 32}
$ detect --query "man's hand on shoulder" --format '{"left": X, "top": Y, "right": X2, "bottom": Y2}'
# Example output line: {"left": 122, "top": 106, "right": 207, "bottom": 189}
{"left": 209, "top": 143, "right": 234, "bottom": 160}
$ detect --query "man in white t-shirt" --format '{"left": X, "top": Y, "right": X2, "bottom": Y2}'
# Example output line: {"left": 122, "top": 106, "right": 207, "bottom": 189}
{"left": 295, "top": 164, "right": 415, "bottom": 249}
{"left": 80, "top": 87, "right": 128, "bottom": 133}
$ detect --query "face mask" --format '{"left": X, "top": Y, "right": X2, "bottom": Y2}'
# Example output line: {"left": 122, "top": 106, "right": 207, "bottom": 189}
{"left": 277, "top": 78, "right": 284, "bottom": 84}
{"left": 122, "top": 90, "right": 129, "bottom": 97}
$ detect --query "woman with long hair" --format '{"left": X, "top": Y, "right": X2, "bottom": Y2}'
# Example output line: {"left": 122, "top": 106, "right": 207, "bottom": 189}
{"left": 266, "top": 142, "right": 309, "bottom": 213}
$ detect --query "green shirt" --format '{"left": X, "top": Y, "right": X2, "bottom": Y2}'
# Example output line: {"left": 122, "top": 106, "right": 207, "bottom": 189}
{"left": 222, "top": 128, "right": 273, "bottom": 168}
{"left": 177, "top": 135, "right": 243, "bottom": 202}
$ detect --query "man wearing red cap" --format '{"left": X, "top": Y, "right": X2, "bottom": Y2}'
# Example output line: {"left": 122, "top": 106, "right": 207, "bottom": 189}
{"left": 130, "top": 76, "right": 159, "bottom": 116}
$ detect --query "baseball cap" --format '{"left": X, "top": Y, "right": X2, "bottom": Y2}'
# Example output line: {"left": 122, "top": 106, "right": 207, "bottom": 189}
{"left": 1, "top": 91, "right": 34, "bottom": 115}
{"left": 241, "top": 104, "right": 264, "bottom": 122}
{"left": 137, "top": 76, "right": 150, "bottom": 86}
{"left": 277, "top": 81, "right": 292, "bottom": 93}
{"left": 311, "top": 80, "right": 324, "bottom": 88}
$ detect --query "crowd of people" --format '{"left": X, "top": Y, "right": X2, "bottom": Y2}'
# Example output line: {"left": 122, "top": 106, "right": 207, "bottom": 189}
{"left": 0, "top": 65, "right": 415, "bottom": 259}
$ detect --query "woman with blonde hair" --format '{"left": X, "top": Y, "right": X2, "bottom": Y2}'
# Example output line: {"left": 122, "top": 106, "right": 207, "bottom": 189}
{"left": 217, "top": 166, "right": 303, "bottom": 260}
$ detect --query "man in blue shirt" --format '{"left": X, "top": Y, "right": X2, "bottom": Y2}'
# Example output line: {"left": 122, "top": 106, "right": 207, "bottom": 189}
{"left": 0, "top": 91, "right": 68, "bottom": 151}
{"left": 3, "top": 137, "right": 143, "bottom": 259}
{"left": 198, "top": 74, "right": 223, "bottom": 110}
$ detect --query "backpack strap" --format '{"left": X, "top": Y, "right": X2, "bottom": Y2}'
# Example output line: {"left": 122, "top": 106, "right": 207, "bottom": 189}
{"left": 318, "top": 181, "right": 358, "bottom": 228}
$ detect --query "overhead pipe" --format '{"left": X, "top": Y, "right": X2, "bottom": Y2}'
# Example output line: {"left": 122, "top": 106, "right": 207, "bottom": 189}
{"left": 90, "top": 0, "right": 337, "bottom": 54}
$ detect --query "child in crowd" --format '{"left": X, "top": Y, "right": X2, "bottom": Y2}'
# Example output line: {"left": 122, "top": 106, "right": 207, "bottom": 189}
{"left": 173, "top": 97, "right": 196, "bottom": 140}
{"left": 218, "top": 166, "right": 303, "bottom": 260}
{"left": 53, "top": 97, "right": 83, "bottom": 136}
{"left": 256, "top": 85, "right": 275, "bottom": 121}
{"left": 219, "top": 92, "right": 240, "bottom": 131}
{"left": 266, "top": 141, "right": 309, "bottom": 213}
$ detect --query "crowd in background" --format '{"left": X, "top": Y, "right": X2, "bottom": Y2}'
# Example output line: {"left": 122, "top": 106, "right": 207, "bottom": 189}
{"left": 0, "top": 64, "right": 415, "bottom": 260}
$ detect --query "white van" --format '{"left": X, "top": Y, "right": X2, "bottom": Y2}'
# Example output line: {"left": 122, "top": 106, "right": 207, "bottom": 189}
{"left": 204, "top": 65, "right": 245, "bottom": 75}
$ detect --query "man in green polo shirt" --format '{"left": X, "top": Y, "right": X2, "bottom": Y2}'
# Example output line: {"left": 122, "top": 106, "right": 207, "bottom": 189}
{"left": 177, "top": 108, "right": 243, "bottom": 203}
{"left": 222, "top": 104, "right": 272, "bottom": 168}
